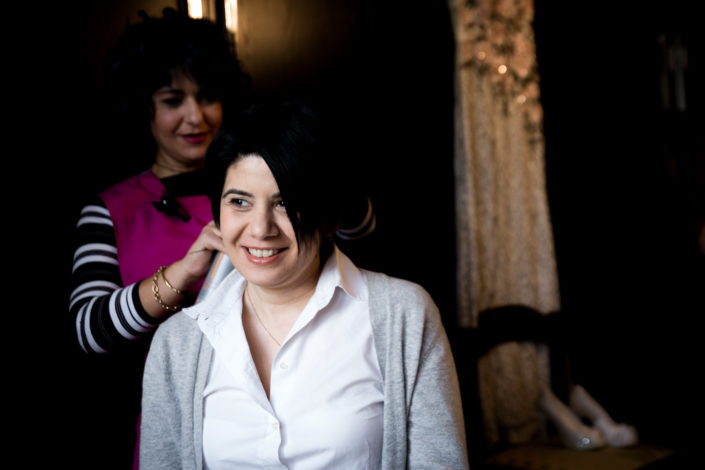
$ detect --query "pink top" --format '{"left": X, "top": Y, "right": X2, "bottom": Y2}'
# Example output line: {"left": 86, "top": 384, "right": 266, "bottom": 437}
{"left": 100, "top": 169, "right": 212, "bottom": 295}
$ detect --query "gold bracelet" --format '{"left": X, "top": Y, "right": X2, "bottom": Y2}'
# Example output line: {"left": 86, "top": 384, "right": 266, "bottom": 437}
{"left": 158, "top": 265, "right": 184, "bottom": 294}
{"left": 153, "top": 268, "right": 181, "bottom": 312}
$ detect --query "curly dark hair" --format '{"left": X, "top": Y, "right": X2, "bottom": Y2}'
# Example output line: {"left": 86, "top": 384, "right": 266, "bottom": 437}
{"left": 105, "top": 8, "right": 249, "bottom": 153}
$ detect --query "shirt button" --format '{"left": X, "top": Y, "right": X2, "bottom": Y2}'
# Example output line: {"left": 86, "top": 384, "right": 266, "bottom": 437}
{"left": 279, "top": 362, "right": 289, "bottom": 370}
{"left": 271, "top": 422, "right": 280, "bottom": 431}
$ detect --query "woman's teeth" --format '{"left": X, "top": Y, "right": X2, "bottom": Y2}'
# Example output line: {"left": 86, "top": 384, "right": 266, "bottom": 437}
{"left": 248, "top": 248, "right": 280, "bottom": 258}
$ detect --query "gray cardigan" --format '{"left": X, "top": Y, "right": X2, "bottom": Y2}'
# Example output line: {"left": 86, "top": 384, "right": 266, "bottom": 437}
{"left": 140, "top": 270, "right": 469, "bottom": 469}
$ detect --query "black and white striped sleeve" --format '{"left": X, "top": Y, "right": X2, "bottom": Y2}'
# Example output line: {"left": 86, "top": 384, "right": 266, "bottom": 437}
{"left": 70, "top": 199, "right": 160, "bottom": 354}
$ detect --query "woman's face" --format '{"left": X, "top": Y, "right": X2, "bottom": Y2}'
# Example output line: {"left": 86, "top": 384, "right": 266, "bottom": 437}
{"left": 150, "top": 71, "right": 223, "bottom": 174}
{"left": 219, "top": 155, "right": 322, "bottom": 292}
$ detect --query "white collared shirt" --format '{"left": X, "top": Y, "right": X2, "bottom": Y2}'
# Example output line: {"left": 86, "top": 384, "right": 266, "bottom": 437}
{"left": 193, "top": 248, "right": 383, "bottom": 470}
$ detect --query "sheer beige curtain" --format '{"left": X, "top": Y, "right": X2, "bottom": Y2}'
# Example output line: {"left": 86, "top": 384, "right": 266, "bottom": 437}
{"left": 449, "top": 0, "right": 561, "bottom": 447}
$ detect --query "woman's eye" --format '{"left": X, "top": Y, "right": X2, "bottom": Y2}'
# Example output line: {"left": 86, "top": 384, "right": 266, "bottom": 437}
{"left": 161, "top": 97, "right": 183, "bottom": 107}
{"left": 229, "top": 198, "right": 249, "bottom": 208}
{"left": 200, "top": 91, "right": 220, "bottom": 105}
{"left": 275, "top": 200, "right": 286, "bottom": 210}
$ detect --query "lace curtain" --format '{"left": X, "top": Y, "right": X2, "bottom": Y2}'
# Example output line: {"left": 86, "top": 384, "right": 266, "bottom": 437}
{"left": 449, "top": 0, "right": 561, "bottom": 447}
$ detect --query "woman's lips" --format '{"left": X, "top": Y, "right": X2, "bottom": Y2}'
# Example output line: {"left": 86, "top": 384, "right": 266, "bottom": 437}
{"left": 243, "top": 247, "right": 286, "bottom": 265}
{"left": 182, "top": 133, "right": 208, "bottom": 144}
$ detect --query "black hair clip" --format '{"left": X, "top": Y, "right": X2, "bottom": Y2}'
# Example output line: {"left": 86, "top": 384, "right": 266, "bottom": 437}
{"left": 153, "top": 193, "right": 191, "bottom": 222}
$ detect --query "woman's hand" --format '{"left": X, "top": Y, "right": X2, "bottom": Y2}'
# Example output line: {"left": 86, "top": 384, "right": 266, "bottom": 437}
{"left": 170, "top": 221, "right": 225, "bottom": 288}
{"left": 140, "top": 221, "right": 225, "bottom": 319}
{"left": 140, "top": 221, "right": 224, "bottom": 319}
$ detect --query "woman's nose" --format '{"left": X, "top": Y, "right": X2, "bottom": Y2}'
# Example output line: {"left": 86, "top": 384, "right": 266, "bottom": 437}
{"left": 249, "top": 207, "right": 278, "bottom": 239}
{"left": 183, "top": 97, "right": 205, "bottom": 125}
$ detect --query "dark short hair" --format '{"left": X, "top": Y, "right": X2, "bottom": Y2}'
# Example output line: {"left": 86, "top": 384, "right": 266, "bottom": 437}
{"left": 206, "top": 101, "right": 346, "bottom": 248}
{"left": 105, "top": 8, "right": 247, "bottom": 145}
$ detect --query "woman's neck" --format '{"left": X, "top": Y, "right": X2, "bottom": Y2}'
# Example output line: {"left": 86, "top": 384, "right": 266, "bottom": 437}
{"left": 152, "top": 160, "right": 202, "bottom": 178}
{"left": 152, "top": 147, "right": 205, "bottom": 177}
{"left": 246, "top": 269, "right": 321, "bottom": 322}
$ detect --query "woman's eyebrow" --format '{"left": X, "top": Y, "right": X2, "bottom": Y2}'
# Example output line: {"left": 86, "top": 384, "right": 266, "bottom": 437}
{"left": 154, "top": 87, "right": 184, "bottom": 95}
{"left": 222, "top": 189, "right": 282, "bottom": 200}
{"left": 222, "top": 189, "right": 253, "bottom": 198}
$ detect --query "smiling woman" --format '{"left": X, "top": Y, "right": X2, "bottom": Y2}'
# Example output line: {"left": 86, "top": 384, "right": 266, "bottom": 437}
{"left": 219, "top": 155, "right": 322, "bottom": 295}
{"left": 139, "top": 100, "right": 470, "bottom": 469}
{"left": 69, "top": 10, "right": 380, "bottom": 469}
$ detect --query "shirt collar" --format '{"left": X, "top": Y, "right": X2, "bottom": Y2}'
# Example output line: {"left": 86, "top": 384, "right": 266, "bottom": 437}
{"left": 181, "top": 267, "right": 246, "bottom": 335}
{"left": 316, "top": 246, "right": 367, "bottom": 303}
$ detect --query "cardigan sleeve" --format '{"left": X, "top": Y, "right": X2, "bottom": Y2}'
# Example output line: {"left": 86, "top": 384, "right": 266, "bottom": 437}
{"left": 407, "top": 301, "right": 469, "bottom": 469}
{"left": 366, "top": 271, "right": 469, "bottom": 469}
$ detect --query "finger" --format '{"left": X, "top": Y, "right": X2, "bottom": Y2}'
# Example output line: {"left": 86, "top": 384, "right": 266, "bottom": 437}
{"left": 191, "top": 231, "right": 225, "bottom": 255}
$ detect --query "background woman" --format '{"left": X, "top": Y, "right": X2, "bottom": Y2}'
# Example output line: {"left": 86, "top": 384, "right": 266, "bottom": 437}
{"left": 70, "top": 7, "right": 242, "bottom": 356}
{"left": 68, "top": 9, "right": 244, "bottom": 467}
{"left": 140, "top": 101, "right": 469, "bottom": 469}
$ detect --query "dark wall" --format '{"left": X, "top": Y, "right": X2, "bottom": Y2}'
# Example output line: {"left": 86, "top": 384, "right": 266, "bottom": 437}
{"left": 535, "top": 0, "right": 703, "bottom": 453}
